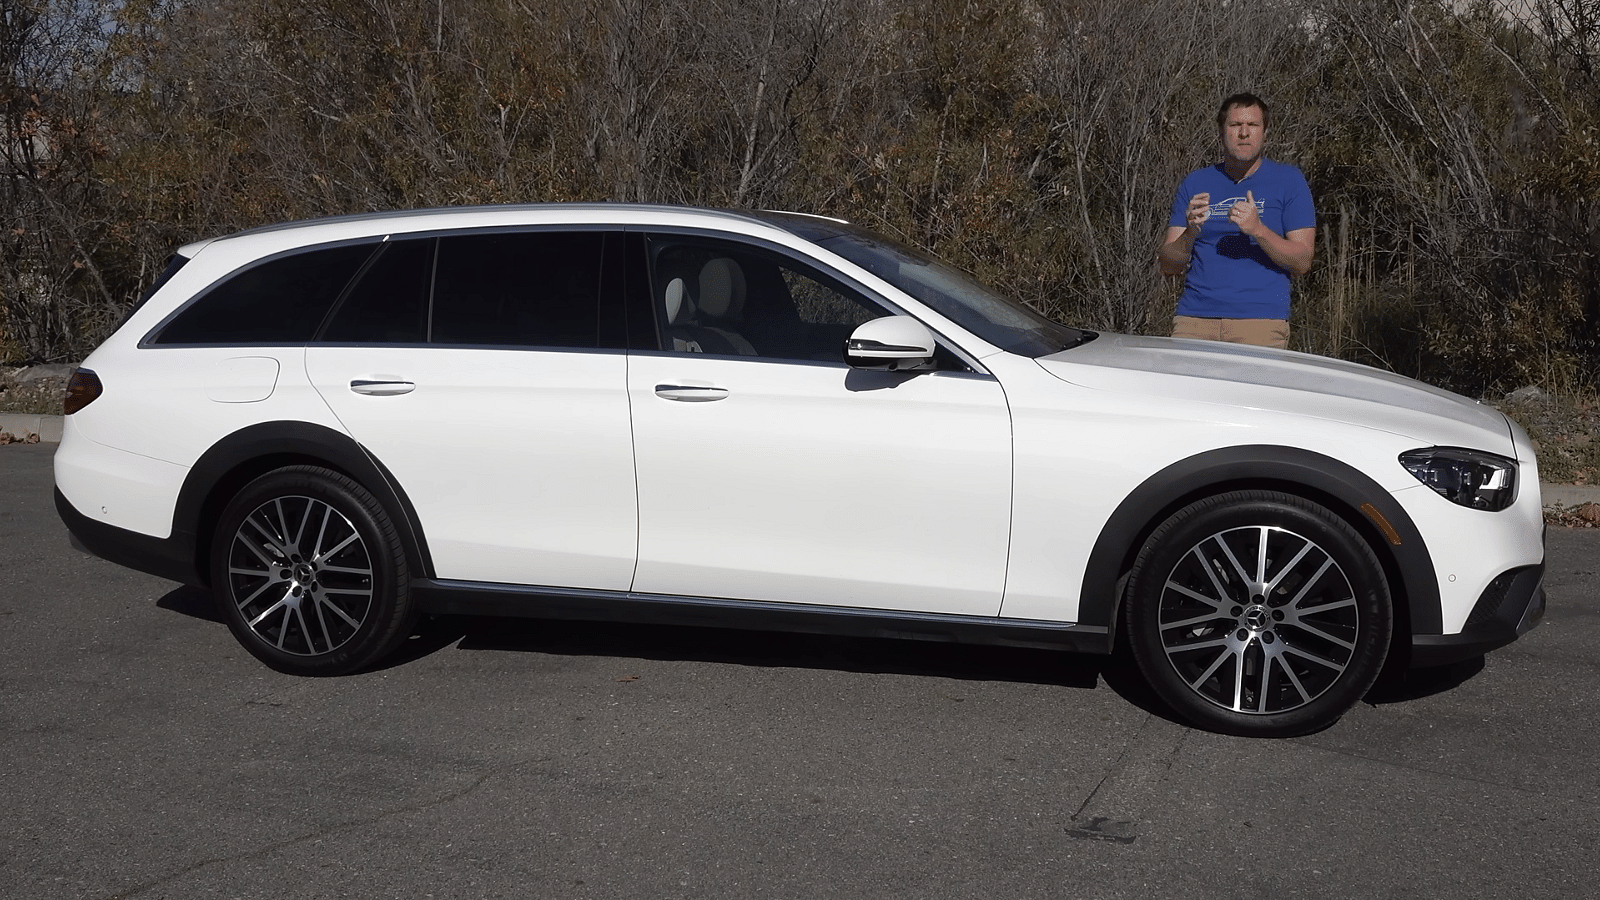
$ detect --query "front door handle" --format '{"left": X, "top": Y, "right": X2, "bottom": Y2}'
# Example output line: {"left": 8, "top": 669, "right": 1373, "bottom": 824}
{"left": 350, "top": 379, "right": 416, "bottom": 396}
{"left": 654, "top": 384, "right": 729, "bottom": 402}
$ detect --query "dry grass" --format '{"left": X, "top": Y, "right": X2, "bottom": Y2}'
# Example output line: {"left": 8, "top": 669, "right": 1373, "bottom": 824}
{"left": 0, "top": 368, "right": 69, "bottom": 416}
{"left": 1493, "top": 391, "right": 1600, "bottom": 486}
{"left": 1545, "top": 502, "right": 1600, "bottom": 528}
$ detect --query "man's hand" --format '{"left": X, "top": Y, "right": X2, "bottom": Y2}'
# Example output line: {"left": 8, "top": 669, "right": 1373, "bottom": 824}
{"left": 1160, "top": 191, "right": 1212, "bottom": 275}
{"left": 1163, "top": 191, "right": 1237, "bottom": 276}
{"left": 1185, "top": 192, "right": 1211, "bottom": 231}
{"left": 1228, "top": 190, "right": 1263, "bottom": 237}
{"left": 1226, "top": 189, "right": 1314, "bottom": 274}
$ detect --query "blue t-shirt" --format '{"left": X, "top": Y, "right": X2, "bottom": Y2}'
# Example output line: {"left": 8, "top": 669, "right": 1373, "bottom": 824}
{"left": 1168, "top": 158, "right": 1315, "bottom": 320}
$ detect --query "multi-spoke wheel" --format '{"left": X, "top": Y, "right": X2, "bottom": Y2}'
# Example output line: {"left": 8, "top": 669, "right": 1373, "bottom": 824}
{"left": 211, "top": 466, "right": 416, "bottom": 675}
{"left": 1125, "top": 490, "right": 1392, "bottom": 737}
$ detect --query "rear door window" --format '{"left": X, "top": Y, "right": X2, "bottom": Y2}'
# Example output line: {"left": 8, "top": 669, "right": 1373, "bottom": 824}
{"left": 431, "top": 231, "right": 606, "bottom": 348}
{"left": 318, "top": 238, "right": 434, "bottom": 343}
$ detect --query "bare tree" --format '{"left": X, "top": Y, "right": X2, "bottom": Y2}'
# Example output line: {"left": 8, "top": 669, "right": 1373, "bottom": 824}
{"left": 1305, "top": 0, "right": 1597, "bottom": 390}
{"left": 1026, "top": 0, "right": 1323, "bottom": 333}
{"left": 0, "top": 0, "right": 125, "bottom": 361}
{"left": 2, "top": 0, "right": 1594, "bottom": 392}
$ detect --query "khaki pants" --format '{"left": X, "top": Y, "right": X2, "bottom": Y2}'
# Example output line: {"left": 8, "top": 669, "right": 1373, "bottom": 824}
{"left": 1171, "top": 316, "right": 1289, "bottom": 349}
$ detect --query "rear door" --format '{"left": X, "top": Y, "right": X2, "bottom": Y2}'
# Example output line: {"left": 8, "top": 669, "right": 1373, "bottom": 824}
{"left": 306, "top": 230, "right": 638, "bottom": 590}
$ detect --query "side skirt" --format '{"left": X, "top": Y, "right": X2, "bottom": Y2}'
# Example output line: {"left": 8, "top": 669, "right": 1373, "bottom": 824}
{"left": 413, "top": 579, "right": 1113, "bottom": 655}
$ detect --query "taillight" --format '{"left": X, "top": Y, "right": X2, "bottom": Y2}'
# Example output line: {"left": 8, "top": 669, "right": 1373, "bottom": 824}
{"left": 63, "top": 368, "right": 102, "bottom": 415}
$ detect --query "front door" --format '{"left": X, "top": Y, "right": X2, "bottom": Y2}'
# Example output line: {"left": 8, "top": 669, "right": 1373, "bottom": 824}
{"left": 627, "top": 234, "right": 1012, "bottom": 615}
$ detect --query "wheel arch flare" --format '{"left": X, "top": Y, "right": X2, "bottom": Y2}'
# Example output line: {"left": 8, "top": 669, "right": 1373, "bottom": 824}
{"left": 175, "top": 421, "right": 436, "bottom": 588}
{"left": 1078, "top": 445, "right": 1441, "bottom": 649}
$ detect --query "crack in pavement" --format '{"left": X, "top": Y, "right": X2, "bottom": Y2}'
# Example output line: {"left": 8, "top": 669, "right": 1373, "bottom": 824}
{"left": 1069, "top": 714, "right": 1156, "bottom": 822}
{"left": 1065, "top": 714, "right": 1191, "bottom": 844}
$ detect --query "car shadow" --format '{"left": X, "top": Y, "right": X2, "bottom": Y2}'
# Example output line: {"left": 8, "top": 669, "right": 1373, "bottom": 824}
{"left": 398, "top": 612, "right": 1192, "bottom": 724}
{"left": 392, "top": 614, "right": 1470, "bottom": 727}
{"left": 156, "top": 585, "right": 222, "bottom": 623}
{"left": 1364, "top": 655, "right": 1486, "bottom": 705}
{"left": 422, "top": 613, "right": 1113, "bottom": 687}
{"left": 149, "top": 585, "right": 1201, "bottom": 728}
{"left": 154, "top": 583, "right": 1473, "bottom": 725}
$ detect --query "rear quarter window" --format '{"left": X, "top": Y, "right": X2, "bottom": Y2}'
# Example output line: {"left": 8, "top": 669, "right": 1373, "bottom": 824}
{"left": 150, "top": 243, "right": 377, "bottom": 345}
{"left": 130, "top": 253, "right": 192, "bottom": 316}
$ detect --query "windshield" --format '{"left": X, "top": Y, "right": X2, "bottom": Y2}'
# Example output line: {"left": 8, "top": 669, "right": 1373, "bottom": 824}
{"left": 755, "top": 212, "right": 1091, "bottom": 357}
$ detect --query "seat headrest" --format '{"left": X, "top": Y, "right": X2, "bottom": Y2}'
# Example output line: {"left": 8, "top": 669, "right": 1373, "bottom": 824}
{"left": 664, "top": 277, "right": 692, "bottom": 324}
{"left": 698, "top": 258, "right": 745, "bottom": 319}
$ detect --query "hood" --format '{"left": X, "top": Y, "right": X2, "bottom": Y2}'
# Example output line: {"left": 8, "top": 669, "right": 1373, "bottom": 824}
{"left": 1036, "top": 333, "right": 1513, "bottom": 452}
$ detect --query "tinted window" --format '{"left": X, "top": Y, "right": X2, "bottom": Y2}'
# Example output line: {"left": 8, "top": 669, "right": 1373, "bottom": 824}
{"left": 319, "top": 238, "right": 433, "bottom": 343}
{"left": 753, "top": 211, "right": 1090, "bottom": 357}
{"left": 647, "top": 235, "right": 884, "bottom": 363}
{"left": 131, "top": 253, "right": 191, "bottom": 316}
{"left": 431, "top": 231, "right": 604, "bottom": 347}
{"left": 153, "top": 243, "right": 375, "bottom": 345}
{"left": 821, "top": 232, "right": 1085, "bottom": 357}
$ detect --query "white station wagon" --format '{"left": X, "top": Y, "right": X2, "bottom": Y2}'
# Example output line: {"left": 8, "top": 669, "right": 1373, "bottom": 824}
{"left": 55, "top": 204, "right": 1546, "bottom": 736}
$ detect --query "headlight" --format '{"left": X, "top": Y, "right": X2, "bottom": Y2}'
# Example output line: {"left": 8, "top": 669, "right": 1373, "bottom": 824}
{"left": 1399, "top": 447, "right": 1517, "bottom": 511}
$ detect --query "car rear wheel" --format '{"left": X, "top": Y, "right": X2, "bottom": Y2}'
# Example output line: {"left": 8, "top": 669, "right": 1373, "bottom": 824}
{"left": 211, "top": 466, "right": 416, "bottom": 676}
{"left": 1124, "top": 490, "right": 1392, "bottom": 737}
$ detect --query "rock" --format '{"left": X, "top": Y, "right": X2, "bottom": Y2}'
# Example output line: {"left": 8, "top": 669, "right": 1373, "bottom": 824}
{"left": 1504, "top": 385, "right": 1551, "bottom": 405}
{"left": 1580, "top": 503, "right": 1600, "bottom": 525}
{"left": 17, "top": 363, "right": 78, "bottom": 383}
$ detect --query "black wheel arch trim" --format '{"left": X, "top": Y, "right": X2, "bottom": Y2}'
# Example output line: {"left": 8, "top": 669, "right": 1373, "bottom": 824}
{"left": 172, "top": 421, "right": 434, "bottom": 588}
{"left": 1077, "top": 444, "right": 1441, "bottom": 641}
{"left": 58, "top": 421, "right": 435, "bottom": 589}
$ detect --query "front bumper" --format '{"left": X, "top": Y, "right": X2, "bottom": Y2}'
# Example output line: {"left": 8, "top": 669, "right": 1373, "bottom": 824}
{"left": 1410, "top": 563, "right": 1545, "bottom": 667}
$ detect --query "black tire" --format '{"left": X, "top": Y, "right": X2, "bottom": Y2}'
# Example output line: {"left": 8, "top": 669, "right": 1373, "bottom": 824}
{"left": 210, "top": 466, "right": 416, "bottom": 676}
{"left": 1124, "top": 490, "right": 1392, "bottom": 737}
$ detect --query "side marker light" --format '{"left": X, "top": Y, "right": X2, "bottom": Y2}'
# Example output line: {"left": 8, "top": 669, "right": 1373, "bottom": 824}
{"left": 1360, "top": 503, "right": 1403, "bottom": 546}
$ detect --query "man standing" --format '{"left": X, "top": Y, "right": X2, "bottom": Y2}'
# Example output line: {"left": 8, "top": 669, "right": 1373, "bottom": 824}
{"left": 1158, "top": 93, "right": 1315, "bottom": 349}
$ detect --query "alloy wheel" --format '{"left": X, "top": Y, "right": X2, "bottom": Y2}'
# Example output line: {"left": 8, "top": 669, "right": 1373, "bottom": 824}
{"left": 224, "top": 494, "right": 376, "bottom": 657}
{"left": 1156, "top": 523, "right": 1360, "bottom": 716}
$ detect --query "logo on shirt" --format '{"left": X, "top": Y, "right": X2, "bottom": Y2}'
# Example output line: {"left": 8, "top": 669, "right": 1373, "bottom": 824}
{"left": 1206, "top": 196, "right": 1265, "bottom": 220}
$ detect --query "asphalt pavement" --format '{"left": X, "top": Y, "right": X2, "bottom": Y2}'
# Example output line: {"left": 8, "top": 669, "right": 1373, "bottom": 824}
{"left": 2, "top": 441, "right": 1597, "bottom": 899}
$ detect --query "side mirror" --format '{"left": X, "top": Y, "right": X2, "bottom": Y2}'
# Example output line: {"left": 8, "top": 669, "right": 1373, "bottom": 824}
{"left": 844, "top": 316, "right": 937, "bottom": 371}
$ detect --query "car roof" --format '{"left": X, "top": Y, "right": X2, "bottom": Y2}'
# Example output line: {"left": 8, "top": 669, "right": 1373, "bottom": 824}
{"left": 176, "top": 203, "right": 841, "bottom": 258}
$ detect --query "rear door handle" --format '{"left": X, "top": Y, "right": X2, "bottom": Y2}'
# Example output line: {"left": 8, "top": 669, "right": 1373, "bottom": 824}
{"left": 654, "top": 384, "right": 729, "bottom": 402}
{"left": 350, "top": 379, "right": 416, "bottom": 396}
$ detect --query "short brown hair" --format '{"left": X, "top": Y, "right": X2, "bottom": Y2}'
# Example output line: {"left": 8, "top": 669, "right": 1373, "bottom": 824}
{"left": 1217, "top": 92, "right": 1270, "bottom": 130}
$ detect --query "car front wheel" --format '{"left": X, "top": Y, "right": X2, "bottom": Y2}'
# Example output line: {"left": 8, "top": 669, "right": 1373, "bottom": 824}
{"left": 211, "top": 466, "right": 416, "bottom": 676}
{"left": 1124, "top": 490, "right": 1392, "bottom": 737}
